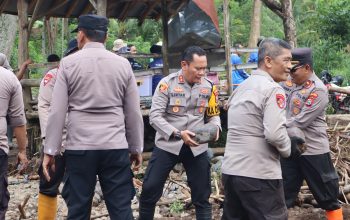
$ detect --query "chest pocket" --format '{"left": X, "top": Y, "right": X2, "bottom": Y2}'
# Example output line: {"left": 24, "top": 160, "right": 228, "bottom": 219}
{"left": 194, "top": 87, "right": 211, "bottom": 116}
{"left": 167, "top": 97, "right": 186, "bottom": 116}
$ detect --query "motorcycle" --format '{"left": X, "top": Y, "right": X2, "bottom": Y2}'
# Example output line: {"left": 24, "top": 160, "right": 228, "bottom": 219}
{"left": 320, "top": 70, "right": 350, "bottom": 114}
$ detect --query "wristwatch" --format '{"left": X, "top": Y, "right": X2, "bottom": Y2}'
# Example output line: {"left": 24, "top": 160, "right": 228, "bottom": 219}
{"left": 173, "top": 130, "right": 182, "bottom": 140}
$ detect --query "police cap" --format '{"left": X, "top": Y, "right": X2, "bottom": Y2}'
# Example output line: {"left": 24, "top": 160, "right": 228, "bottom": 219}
{"left": 291, "top": 47, "right": 313, "bottom": 68}
{"left": 72, "top": 14, "right": 108, "bottom": 33}
{"left": 64, "top": 39, "right": 78, "bottom": 57}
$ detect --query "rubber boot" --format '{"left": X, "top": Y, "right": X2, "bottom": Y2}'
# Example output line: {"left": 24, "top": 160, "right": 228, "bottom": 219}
{"left": 326, "top": 208, "right": 343, "bottom": 220}
{"left": 38, "top": 193, "right": 57, "bottom": 220}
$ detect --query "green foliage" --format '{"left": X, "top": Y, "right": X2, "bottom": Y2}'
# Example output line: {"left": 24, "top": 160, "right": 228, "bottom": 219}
{"left": 169, "top": 200, "right": 184, "bottom": 214}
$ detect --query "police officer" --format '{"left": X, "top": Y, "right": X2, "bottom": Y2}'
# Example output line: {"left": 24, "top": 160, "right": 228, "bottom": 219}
{"left": 37, "top": 39, "right": 78, "bottom": 220}
{"left": 221, "top": 38, "right": 305, "bottom": 220}
{"left": 0, "top": 66, "right": 28, "bottom": 218}
{"left": 139, "top": 46, "right": 221, "bottom": 220}
{"left": 280, "top": 48, "right": 343, "bottom": 219}
{"left": 42, "top": 14, "right": 143, "bottom": 219}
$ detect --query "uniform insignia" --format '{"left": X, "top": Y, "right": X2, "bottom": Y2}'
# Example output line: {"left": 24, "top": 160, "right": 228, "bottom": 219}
{"left": 285, "top": 81, "right": 293, "bottom": 87}
{"left": 174, "top": 86, "right": 184, "bottom": 93}
{"left": 305, "top": 98, "right": 314, "bottom": 107}
{"left": 43, "top": 73, "right": 53, "bottom": 86}
{"left": 293, "top": 107, "right": 300, "bottom": 115}
{"left": 200, "top": 88, "right": 209, "bottom": 94}
{"left": 178, "top": 75, "right": 185, "bottom": 83}
{"left": 304, "top": 80, "right": 312, "bottom": 89}
{"left": 200, "top": 100, "right": 206, "bottom": 107}
{"left": 172, "top": 106, "right": 179, "bottom": 113}
{"left": 301, "top": 89, "right": 306, "bottom": 94}
{"left": 276, "top": 94, "right": 286, "bottom": 109}
{"left": 309, "top": 92, "right": 318, "bottom": 99}
{"left": 293, "top": 98, "right": 301, "bottom": 107}
{"left": 159, "top": 83, "right": 168, "bottom": 93}
{"left": 175, "top": 99, "right": 181, "bottom": 105}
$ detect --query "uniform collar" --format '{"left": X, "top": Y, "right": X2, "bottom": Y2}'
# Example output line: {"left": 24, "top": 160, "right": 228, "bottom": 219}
{"left": 82, "top": 42, "right": 106, "bottom": 50}
{"left": 252, "top": 69, "right": 275, "bottom": 82}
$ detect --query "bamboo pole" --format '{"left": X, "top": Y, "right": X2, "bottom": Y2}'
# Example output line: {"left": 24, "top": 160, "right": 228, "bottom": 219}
{"left": 161, "top": 0, "right": 170, "bottom": 76}
{"left": 223, "top": 0, "right": 233, "bottom": 95}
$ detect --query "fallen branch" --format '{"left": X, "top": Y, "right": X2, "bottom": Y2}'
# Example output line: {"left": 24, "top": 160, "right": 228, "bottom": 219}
{"left": 18, "top": 194, "right": 30, "bottom": 219}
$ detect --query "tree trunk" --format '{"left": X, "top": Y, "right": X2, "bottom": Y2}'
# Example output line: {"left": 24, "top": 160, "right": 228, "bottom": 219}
{"left": 281, "top": 0, "right": 297, "bottom": 48}
{"left": 248, "top": 0, "right": 262, "bottom": 48}
{"left": 260, "top": 0, "right": 297, "bottom": 47}
{"left": 0, "top": 14, "right": 18, "bottom": 59}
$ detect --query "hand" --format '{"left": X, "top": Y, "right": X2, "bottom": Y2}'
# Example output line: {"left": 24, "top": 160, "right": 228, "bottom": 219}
{"left": 21, "top": 59, "right": 32, "bottom": 69}
{"left": 130, "top": 153, "right": 142, "bottom": 171}
{"left": 181, "top": 130, "right": 199, "bottom": 147}
{"left": 17, "top": 151, "right": 28, "bottom": 174}
{"left": 289, "top": 136, "right": 307, "bottom": 159}
{"left": 42, "top": 154, "right": 55, "bottom": 182}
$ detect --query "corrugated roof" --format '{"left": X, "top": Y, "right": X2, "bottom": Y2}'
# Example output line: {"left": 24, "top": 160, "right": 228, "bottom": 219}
{"left": 0, "top": 0, "right": 189, "bottom": 23}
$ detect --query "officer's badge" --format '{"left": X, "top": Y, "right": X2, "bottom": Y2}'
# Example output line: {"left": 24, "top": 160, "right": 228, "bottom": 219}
{"left": 285, "top": 81, "right": 293, "bottom": 87}
{"left": 175, "top": 99, "right": 181, "bottom": 105}
{"left": 293, "top": 98, "right": 301, "bottom": 107}
{"left": 276, "top": 94, "right": 286, "bottom": 109}
{"left": 172, "top": 106, "right": 179, "bottom": 113}
{"left": 200, "top": 88, "right": 209, "bottom": 94}
{"left": 174, "top": 86, "right": 184, "bottom": 93}
{"left": 159, "top": 83, "right": 168, "bottom": 93}
{"left": 43, "top": 73, "right": 53, "bottom": 86}
{"left": 309, "top": 92, "right": 318, "bottom": 99}
{"left": 304, "top": 80, "right": 312, "bottom": 89}
{"left": 301, "top": 89, "right": 306, "bottom": 94}
{"left": 199, "top": 107, "right": 204, "bottom": 113}
{"left": 178, "top": 75, "right": 185, "bottom": 83}
{"left": 293, "top": 107, "right": 300, "bottom": 115}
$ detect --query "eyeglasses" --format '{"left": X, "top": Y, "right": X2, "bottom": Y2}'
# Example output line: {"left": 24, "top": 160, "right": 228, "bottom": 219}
{"left": 290, "top": 64, "right": 304, "bottom": 74}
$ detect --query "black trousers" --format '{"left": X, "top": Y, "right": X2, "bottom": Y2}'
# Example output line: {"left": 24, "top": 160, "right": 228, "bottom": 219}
{"left": 281, "top": 153, "right": 340, "bottom": 210}
{"left": 62, "top": 149, "right": 135, "bottom": 220}
{"left": 0, "top": 149, "right": 9, "bottom": 220}
{"left": 221, "top": 174, "right": 288, "bottom": 220}
{"left": 139, "top": 146, "right": 212, "bottom": 220}
{"left": 38, "top": 145, "right": 66, "bottom": 197}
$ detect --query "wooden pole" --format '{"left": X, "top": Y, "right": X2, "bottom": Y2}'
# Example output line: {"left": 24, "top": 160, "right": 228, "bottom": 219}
{"left": 161, "top": 0, "right": 170, "bottom": 76}
{"left": 223, "top": 0, "right": 233, "bottom": 95}
{"left": 17, "top": 0, "right": 32, "bottom": 112}
{"left": 96, "top": 0, "right": 107, "bottom": 17}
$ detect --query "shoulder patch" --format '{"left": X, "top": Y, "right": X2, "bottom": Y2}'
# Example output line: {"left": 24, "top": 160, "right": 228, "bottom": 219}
{"left": 304, "top": 80, "right": 313, "bottom": 89}
{"left": 159, "top": 82, "right": 168, "bottom": 93}
{"left": 276, "top": 94, "right": 286, "bottom": 109}
{"left": 43, "top": 73, "right": 53, "bottom": 86}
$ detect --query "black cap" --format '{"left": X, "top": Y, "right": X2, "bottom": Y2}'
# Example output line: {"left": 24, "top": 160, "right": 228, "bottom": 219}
{"left": 64, "top": 39, "right": 78, "bottom": 57}
{"left": 150, "top": 45, "right": 162, "bottom": 54}
{"left": 72, "top": 14, "right": 108, "bottom": 33}
{"left": 292, "top": 48, "right": 313, "bottom": 68}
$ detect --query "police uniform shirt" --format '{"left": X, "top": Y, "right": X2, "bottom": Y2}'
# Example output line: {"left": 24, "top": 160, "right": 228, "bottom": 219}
{"left": 38, "top": 67, "right": 67, "bottom": 148}
{"left": 281, "top": 73, "right": 329, "bottom": 155}
{"left": 44, "top": 42, "right": 143, "bottom": 156}
{"left": 0, "top": 67, "right": 26, "bottom": 154}
{"left": 222, "top": 69, "right": 291, "bottom": 180}
{"left": 149, "top": 70, "right": 221, "bottom": 157}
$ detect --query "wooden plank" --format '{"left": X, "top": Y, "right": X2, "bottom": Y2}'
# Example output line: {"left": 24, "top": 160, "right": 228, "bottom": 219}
{"left": 18, "top": 0, "right": 32, "bottom": 112}
{"left": 138, "top": 0, "right": 160, "bottom": 25}
{"left": 161, "top": 0, "right": 170, "bottom": 76}
{"left": 223, "top": 0, "right": 232, "bottom": 95}
{"left": 0, "top": 0, "right": 10, "bottom": 14}
{"left": 328, "top": 85, "right": 350, "bottom": 95}
{"left": 43, "top": 0, "right": 71, "bottom": 18}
